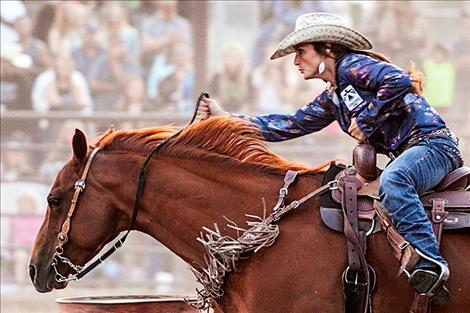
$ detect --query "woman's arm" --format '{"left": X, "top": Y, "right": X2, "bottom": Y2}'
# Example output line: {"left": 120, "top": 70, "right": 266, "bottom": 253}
{"left": 238, "top": 91, "right": 336, "bottom": 142}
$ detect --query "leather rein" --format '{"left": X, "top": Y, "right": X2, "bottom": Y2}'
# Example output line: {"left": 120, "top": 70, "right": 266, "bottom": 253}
{"left": 51, "top": 93, "right": 206, "bottom": 283}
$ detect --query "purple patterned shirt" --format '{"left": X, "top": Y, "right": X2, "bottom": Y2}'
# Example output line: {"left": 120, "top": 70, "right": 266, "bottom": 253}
{"left": 239, "top": 53, "right": 446, "bottom": 154}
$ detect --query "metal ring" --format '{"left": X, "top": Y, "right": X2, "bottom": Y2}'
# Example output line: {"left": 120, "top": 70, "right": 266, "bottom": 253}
{"left": 365, "top": 219, "right": 376, "bottom": 236}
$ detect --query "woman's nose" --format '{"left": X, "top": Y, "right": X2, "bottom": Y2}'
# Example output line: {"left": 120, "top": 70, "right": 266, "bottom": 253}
{"left": 293, "top": 54, "right": 300, "bottom": 66}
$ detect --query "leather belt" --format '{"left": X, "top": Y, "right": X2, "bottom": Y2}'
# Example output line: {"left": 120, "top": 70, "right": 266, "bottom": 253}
{"left": 394, "top": 127, "right": 455, "bottom": 157}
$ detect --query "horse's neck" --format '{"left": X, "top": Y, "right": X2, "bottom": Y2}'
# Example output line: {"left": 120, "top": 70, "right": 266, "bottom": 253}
{"left": 137, "top": 155, "right": 314, "bottom": 269}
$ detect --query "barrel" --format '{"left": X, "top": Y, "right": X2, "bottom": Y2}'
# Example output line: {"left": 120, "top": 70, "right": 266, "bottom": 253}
{"left": 56, "top": 295, "right": 199, "bottom": 313}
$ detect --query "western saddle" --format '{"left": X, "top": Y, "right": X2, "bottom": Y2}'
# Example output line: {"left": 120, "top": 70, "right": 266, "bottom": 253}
{"left": 320, "top": 143, "right": 470, "bottom": 313}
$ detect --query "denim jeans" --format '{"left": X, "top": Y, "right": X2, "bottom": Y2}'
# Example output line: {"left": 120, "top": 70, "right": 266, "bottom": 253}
{"left": 379, "top": 135, "right": 463, "bottom": 267}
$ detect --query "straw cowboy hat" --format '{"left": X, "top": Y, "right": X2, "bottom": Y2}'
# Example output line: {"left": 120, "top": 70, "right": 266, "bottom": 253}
{"left": 271, "top": 12, "right": 372, "bottom": 60}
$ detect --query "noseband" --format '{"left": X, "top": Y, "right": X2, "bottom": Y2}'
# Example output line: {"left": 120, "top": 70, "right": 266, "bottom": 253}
{"left": 50, "top": 93, "right": 206, "bottom": 283}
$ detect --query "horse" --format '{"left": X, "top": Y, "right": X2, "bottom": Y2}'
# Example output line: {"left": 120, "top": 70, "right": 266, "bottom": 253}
{"left": 29, "top": 117, "right": 470, "bottom": 313}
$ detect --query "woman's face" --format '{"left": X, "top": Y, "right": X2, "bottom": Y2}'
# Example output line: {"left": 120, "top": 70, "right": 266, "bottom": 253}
{"left": 293, "top": 43, "right": 322, "bottom": 80}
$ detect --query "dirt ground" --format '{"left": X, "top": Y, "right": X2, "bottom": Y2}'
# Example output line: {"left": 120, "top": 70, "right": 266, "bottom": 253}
{"left": 1, "top": 285, "right": 196, "bottom": 313}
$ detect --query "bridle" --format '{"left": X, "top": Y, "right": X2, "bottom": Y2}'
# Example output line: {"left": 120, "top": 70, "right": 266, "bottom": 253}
{"left": 52, "top": 147, "right": 100, "bottom": 282}
{"left": 51, "top": 93, "right": 207, "bottom": 283}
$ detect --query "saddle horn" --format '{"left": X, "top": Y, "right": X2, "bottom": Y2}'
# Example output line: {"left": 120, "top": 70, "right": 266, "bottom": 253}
{"left": 353, "top": 143, "right": 378, "bottom": 181}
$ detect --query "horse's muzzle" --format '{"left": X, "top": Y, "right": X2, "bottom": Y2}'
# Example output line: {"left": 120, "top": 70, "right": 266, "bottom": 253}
{"left": 29, "top": 262, "right": 67, "bottom": 293}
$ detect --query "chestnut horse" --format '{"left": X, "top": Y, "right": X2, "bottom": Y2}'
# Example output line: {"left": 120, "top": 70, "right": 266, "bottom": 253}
{"left": 29, "top": 117, "right": 469, "bottom": 313}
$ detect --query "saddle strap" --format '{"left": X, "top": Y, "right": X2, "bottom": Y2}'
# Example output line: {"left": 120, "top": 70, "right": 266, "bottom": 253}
{"left": 410, "top": 198, "right": 448, "bottom": 313}
{"left": 341, "top": 168, "right": 371, "bottom": 313}
{"left": 431, "top": 198, "right": 448, "bottom": 244}
{"left": 374, "top": 201, "right": 420, "bottom": 274}
{"left": 343, "top": 172, "right": 363, "bottom": 271}
{"left": 410, "top": 293, "right": 431, "bottom": 313}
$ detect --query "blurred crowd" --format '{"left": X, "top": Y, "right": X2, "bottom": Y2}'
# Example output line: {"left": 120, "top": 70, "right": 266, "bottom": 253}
{"left": 1, "top": 0, "right": 469, "bottom": 288}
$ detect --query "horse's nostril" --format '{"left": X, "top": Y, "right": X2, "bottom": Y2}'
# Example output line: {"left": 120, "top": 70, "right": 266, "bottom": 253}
{"left": 29, "top": 264, "right": 37, "bottom": 283}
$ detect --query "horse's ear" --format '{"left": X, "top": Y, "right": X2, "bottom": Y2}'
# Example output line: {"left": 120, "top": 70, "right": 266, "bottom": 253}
{"left": 72, "top": 129, "right": 88, "bottom": 163}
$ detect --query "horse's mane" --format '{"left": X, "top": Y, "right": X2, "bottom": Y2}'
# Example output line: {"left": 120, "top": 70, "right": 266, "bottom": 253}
{"left": 96, "top": 117, "right": 323, "bottom": 173}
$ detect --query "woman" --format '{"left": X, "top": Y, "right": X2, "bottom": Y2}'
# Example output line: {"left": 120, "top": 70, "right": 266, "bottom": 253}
{"left": 197, "top": 13, "right": 464, "bottom": 305}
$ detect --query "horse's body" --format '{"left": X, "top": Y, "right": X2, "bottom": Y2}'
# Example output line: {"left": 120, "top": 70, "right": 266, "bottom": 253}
{"left": 29, "top": 117, "right": 470, "bottom": 313}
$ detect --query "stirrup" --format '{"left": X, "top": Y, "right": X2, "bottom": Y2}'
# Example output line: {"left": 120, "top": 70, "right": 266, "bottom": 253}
{"left": 407, "top": 249, "right": 450, "bottom": 298}
{"left": 409, "top": 270, "right": 450, "bottom": 306}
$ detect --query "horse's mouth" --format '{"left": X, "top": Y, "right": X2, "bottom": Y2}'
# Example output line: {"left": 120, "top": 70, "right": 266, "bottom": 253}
{"left": 30, "top": 264, "right": 68, "bottom": 293}
{"left": 34, "top": 275, "right": 67, "bottom": 293}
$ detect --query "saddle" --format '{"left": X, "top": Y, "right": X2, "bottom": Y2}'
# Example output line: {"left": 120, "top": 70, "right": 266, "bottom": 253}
{"left": 321, "top": 144, "right": 470, "bottom": 233}
{"left": 320, "top": 143, "right": 470, "bottom": 313}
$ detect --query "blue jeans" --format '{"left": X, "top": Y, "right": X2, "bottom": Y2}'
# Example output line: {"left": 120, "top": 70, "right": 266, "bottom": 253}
{"left": 379, "top": 135, "right": 463, "bottom": 267}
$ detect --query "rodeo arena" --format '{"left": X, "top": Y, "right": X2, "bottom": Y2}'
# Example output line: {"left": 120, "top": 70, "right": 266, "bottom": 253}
{"left": 1, "top": 1, "right": 470, "bottom": 313}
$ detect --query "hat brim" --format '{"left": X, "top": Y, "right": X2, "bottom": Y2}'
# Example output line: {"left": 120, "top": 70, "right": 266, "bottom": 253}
{"left": 271, "top": 24, "right": 372, "bottom": 60}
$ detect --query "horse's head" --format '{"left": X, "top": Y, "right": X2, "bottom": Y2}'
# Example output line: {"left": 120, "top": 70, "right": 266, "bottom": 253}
{"left": 29, "top": 129, "right": 124, "bottom": 292}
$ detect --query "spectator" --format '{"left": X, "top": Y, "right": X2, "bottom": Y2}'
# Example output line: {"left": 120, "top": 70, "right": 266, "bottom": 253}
{"left": 71, "top": 21, "right": 105, "bottom": 80}
{"left": 0, "top": 0, "right": 26, "bottom": 46}
{"left": 252, "top": 1, "right": 329, "bottom": 68}
{"left": 38, "top": 119, "right": 86, "bottom": 179}
{"left": 363, "top": 2, "right": 428, "bottom": 69}
{"left": 10, "top": 191, "right": 43, "bottom": 284}
{"left": 89, "top": 33, "right": 141, "bottom": 111}
{"left": 1, "top": 131, "right": 34, "bottom": 181}
{"left": 423, "top": 44, "right": 455, "bottom": 116}
{"left": 102, "top": 3, "right": 140, "bottom": 60}
{"left": 48, "top": 1, "right": 88, "bottom": 55}
{"left": 140, "top": 1, "right": 192, "bottom": 72}
{"left": 452, "top": 10, "right": 470, "bottom": 111}
{"left": 209, "top": 42, "right": 251, "bottom": 113}
{"left": 251, "top": 42, "right": 298, "bottom": 114}
{"left": 31, "top": 53, "right": 92, "bottom": 113}
{"left": 31, "top": 2, "right": 55, "bottom": 44}
{"left": 115, "top": 76, "right": 147, "bottom": 114}
{"left": 1, "top": 15, "right": 50, "bottom": 110}
{"left": 147, "top": 43, "right": 194, "bottom": 112}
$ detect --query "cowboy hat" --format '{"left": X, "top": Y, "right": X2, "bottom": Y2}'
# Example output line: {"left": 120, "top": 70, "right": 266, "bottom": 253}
{"left": 271, "top": 12, "right": 372, "bottom": 60}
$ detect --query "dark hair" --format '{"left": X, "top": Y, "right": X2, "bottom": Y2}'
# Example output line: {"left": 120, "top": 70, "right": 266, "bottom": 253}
{"left": 312, "top": 42, "right": 391, "bottom": 63}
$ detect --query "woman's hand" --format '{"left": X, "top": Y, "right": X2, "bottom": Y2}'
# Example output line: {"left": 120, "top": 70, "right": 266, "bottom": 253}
{"left": 196, "top": 95, "right": 229, "bottom": 120}
{"left": 348, "top": 117, "right": 367, "bottom": 142}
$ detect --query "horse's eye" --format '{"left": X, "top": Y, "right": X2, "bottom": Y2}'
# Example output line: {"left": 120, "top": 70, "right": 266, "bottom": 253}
{"left": 47, "top": 196, "right": 62, "bottom": 209}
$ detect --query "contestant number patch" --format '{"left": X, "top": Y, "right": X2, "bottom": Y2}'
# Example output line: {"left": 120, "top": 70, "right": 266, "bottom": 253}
{"left": 341, "top": 85, "right": 364, "bottom": 111}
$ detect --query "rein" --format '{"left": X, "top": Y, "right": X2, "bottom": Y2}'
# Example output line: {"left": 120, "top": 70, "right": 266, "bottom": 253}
{"left": 51, "top": 93, "right": 207, "bottom": 283}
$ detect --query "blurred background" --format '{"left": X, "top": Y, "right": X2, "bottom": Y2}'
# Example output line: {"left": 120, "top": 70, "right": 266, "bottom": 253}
{"left": 1, "top": 1, "right": 469, "bottom": 312}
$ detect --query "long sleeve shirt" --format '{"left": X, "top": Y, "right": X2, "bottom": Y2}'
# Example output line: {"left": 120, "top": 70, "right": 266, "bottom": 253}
{"left": 240, "top": 52, "right": 446, "bottom": 154}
